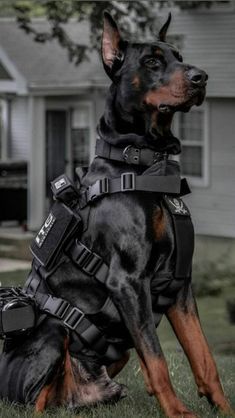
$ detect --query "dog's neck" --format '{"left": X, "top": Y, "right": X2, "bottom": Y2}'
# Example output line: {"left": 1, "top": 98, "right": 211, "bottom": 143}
{"left": 97, "top": 84, "right": 181, "bottom": 155}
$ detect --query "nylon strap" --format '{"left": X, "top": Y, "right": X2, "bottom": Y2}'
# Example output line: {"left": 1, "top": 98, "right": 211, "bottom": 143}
{"left": 67, "top": 240, "right": 109, "bottom": 284}
{"left": 80, "top": 172, "right": 182, "bottom": 208}
{"left": 24, "top": 271, "right": 122, "bottom": 362}
{"left": 95, "top": 137, "right": 168, "bottom": 166}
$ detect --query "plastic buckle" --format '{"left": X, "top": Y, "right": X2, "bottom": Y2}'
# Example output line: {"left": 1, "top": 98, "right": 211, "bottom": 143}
{"left": 44, "top": 296, "right": 70, "bottom": 319}
{"left": 123, "top": 145, "right": 140, "bottom": 165}
{"left": 64, "top": 307, "right": 85, "bottom": 331}
{"left": 99, "top": 177, "right": 109, "bottom": 194}
{"left": 55, "top": 299, "right": 70, "bottom": 318}
{"left": 76, "top": 244, "right": 103, "bottom": 276}
{"left": 89, "top": 177, "right": 109, "bottom": 201}
{"left": 121, "top": 172, "right": 136, "bottom": 192}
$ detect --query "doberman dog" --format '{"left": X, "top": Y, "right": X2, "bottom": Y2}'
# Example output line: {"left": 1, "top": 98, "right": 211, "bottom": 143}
{"left": 0, "top": 12, "right": 233, "bottom": 418}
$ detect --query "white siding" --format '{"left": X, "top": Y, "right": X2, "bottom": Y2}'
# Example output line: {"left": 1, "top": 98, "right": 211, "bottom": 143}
{"left": 10, "top": 96, "right": 29, "bottom": 160}
{"left": 169, "top": 11, "right": 235, "bottom": 97}
{"left": 185, "top": 98, "right": 235, "bottom": 238}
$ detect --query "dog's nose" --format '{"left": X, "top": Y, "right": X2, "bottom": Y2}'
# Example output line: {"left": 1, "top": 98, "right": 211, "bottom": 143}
{"left": 187, "top": 68, "right": 208, "bottom": 86}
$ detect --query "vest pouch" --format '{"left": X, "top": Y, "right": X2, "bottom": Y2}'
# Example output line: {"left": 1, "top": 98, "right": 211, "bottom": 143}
{"left": 0, "top": 287, "right": 37, "bottom": 338}
{"left": 30, "top": 201, "right": 83, "bottom": 270}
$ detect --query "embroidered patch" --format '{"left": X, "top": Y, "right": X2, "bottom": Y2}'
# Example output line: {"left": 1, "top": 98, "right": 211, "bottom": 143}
{"left": 35, "top": 213, "right": 56, "bottom": 248}
{"left": 165, "top": 197, "right": 189, "bottom": 216}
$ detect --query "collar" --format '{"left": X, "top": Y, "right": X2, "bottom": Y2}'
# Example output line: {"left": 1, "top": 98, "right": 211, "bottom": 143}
{"left": 95, "top": 137, "right": 169, "bottom": 166}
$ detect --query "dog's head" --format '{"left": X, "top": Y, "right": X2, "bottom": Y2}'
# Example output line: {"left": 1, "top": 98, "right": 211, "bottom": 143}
{"left": 102, "top": 12, "right": 208, "bottom": 117}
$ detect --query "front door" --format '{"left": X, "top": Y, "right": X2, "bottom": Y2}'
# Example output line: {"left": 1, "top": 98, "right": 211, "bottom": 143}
{"left": 46, "top": 110, "right": 67, "bottom": 199}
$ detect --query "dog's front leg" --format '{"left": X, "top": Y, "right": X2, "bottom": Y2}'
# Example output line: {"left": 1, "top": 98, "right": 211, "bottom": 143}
{"left": 166, "top": 283, "right": 234, "bottom": 416}
{"left": 107, "top": 261, "right": 197, "bottom": 418}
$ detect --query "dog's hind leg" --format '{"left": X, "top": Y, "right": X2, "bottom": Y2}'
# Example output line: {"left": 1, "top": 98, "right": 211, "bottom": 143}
{"left": 166, "top": 283, "right": 234, "bottom": 416}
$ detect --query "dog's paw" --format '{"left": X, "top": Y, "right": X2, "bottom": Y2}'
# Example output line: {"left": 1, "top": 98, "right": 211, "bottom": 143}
{"left": 118, "top": 383, "right": 128, "bottom": 399}
{"left": 103, "top": 381, "right": 128, "bottom": 404}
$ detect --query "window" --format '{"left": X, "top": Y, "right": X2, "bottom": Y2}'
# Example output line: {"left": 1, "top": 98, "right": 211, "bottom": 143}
{"left": 173, "top": 105, "right": 209, "bottom": 187}
{"left": 71, "top": 128, "right": 89, "bottom": 167}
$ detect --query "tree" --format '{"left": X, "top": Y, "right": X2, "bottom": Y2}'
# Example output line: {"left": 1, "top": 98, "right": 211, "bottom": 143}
{"left": 4, "top": 0, "right": 229, "bottom": 65}
{"left": 13, "top": 0, "right": 158, "bottom": 65}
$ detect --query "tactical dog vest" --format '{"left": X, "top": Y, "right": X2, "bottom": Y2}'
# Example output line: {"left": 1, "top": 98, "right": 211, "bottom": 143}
{"left": 0, "top": 153, "right": 194, "bottom": 364}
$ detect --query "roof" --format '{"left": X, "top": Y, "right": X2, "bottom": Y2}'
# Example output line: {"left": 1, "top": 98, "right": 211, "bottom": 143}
{"left": 0, "top": 18, "right": 108, "bottom": 93}
{"left": 0, "top": 11, "right": 234, "bottom": 97}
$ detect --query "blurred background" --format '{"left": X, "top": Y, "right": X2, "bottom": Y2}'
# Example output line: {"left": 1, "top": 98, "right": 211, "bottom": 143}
{"left": 0, "top": 1, "right": 234, "bottom": 416}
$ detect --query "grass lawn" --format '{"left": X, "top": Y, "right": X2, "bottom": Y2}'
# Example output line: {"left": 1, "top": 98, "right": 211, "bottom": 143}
{"left": 0, "top": 270, "right": 234, "bottom": 418}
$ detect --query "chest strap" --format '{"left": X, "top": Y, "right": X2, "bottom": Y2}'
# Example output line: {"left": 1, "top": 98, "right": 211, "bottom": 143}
{"left": 96, "top": 137, "right": 168, "bottom": 166}
{"left": 67, "top": 240, "right": 109, "bottom": 284}
{"left": 80, "top": 172, "right": 186, "bottom": 208}
{"left": 24, "top": 271, "right": 123, "bottom": 364}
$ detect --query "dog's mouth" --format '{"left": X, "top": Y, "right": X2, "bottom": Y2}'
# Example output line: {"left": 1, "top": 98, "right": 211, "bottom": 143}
{"left": 158, "top": 86, "right": 206, "bottom": 114}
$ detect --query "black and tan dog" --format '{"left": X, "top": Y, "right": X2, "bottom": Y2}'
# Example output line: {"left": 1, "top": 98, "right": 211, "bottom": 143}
{"left": 0, "top": 12, "right": 233, "bottom": 418}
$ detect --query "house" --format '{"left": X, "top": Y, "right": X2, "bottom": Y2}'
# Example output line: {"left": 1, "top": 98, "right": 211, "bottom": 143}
{"left": 0, "top": 7, "right": 234, "bottom": 267}
{"left": 0, "top": 18, "right": 108, "bottom": 231}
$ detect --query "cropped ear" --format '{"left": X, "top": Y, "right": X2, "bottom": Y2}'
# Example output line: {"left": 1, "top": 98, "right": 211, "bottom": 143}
{"left": 158, "top": 13, "right": 171, "bottom": 42}
{"left": 102, "top": 11, "right": 125, "bottom": 79}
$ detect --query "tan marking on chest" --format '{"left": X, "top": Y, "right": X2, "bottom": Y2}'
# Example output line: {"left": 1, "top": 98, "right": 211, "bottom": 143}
{"left": 153, "top": 207, "right": 166, "bottom": 241}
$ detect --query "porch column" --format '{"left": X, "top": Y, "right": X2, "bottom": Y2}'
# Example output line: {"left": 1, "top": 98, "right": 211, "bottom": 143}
{"left": 28, "top": 96, "right": 45, "bottom": 231}
{"left": 0, "top": 96, "right": 12, "bottom": 159}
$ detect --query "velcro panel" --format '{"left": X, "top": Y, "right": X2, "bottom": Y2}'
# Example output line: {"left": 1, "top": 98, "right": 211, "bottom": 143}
{"left": 30, "top": 201, "right": 82, "bottom": 269}
{"left": 163, "top": 196, "right": 194, "bottom": 278}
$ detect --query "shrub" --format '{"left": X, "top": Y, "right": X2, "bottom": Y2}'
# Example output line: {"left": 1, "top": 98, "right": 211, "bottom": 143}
{"left": 192, "top": 261, "right": 234, "bottom": 297}
{"left": 226, "top": 299, "right": 235, "bottom": 324}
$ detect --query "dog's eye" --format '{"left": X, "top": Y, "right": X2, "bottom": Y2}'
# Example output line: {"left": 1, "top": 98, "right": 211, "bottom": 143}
{"left": 177, "top": 54, "right": 183, "bottom": 62}
{"left": 145, "top": 58, "right": 161, "bottom": 69}
{"left": 174, "top": 52, "right": 183, "bottom": 62}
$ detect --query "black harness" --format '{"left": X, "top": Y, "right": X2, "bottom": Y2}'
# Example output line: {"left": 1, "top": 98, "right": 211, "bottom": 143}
{"left": 0, "top": 139, "right": 194, "bottom": 364}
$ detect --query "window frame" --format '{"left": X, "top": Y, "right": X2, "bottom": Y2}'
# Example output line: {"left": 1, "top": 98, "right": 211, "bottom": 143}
{"left": 46, "top": 99, "right": 95, "bottom": 178}
{"left": 173, "top": 102, "right": 210, "bottom": 188}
